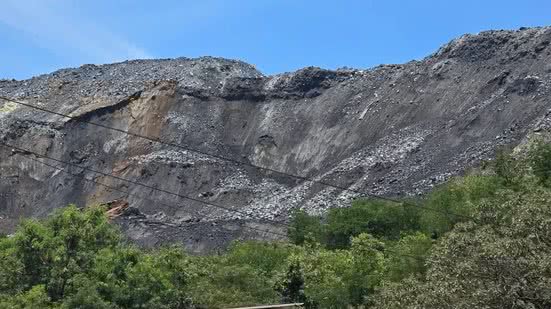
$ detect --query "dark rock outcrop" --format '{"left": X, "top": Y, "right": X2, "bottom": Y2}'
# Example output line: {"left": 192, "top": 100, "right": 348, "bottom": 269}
{"left": 2, "top": 27, "right": 551, "bottom": 252}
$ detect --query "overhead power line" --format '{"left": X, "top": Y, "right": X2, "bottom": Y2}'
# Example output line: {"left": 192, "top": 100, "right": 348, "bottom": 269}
{"left": 4, "top": 144, "right": 289, "bottom": 238}
{"left": 1, "top": 144, "right": 428, "bottom": 262}
{"left": 0, "top": 142, "right": 290, "bottom": 228}
{"left": 15, "top": 152, "right": 426, "bottom": 262}
{"left": 3, "top": 144, "right": 428, "bottom": 262}
{"left": 0, "top": 96, "right": 475, "bottom": 221}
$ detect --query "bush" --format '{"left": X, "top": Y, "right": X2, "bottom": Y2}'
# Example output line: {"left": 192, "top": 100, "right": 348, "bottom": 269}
{"left": 224, "top": 241, "right": 295, "bottom": 276}
{"left": 0, "top": 285, "right": 54, "bottom": 309}
{"left": 287, "top": 209, "right": 324, "bottom": 246}
{"left": 376, "top": 187, "right": 551, "bottom": 309}
{"left": 384, "top": 232, "right": 432, "bottom": 282}
{"left": 493, "top": 149, "right": 523, "bottom": 187}
{"left": 323, "top": 199, "right": 421, "bottom": 249}
{"left": 189, "top": 263, "right": 279, "bottom": 308}
{"left": 529, "top": 141, "right": 551, "bottom": 187}
{"left": 419, "top": 174, "right": 500, "bottom": 237}
{"left": 288, "top": 200, "right": 423, "bottom": 250}
{"left": 0, "top": 205, "right": 193, "bottom": 308}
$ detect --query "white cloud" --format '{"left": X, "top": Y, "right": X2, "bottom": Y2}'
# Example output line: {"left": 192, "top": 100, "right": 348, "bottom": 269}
{"left": 0, "top": 0, "right": 151, "bottom": 63}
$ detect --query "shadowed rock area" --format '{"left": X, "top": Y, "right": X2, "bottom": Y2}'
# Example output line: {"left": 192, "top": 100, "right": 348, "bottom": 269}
{"left": 2, "top": 27, "right": 551, "bottom": 252}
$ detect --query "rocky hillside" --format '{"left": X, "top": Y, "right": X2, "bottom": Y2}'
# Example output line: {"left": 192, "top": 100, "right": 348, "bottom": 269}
{"left": 2, "top": 27, "right": 551, "bottom": 252}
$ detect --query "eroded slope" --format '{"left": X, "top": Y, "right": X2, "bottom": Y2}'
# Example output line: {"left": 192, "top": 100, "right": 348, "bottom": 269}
{"left": 2, "top": 27, "right": 551, "bottom": 251}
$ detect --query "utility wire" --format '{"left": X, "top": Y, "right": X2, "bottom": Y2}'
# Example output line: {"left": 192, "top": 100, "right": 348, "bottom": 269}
{"left": 7, "top": 145, "right": 427, "bottom": 262}
{"left": 9, "top": 147, "right": 289, "bottom": 238}
{"left": 1, "top": 142, "right": 290, "bottom": 228}
{"left": 12, "top": 149, "right": 426, "bottom": 262}
{"left": 0, "top": 96, "right": 475, "bottom": 221}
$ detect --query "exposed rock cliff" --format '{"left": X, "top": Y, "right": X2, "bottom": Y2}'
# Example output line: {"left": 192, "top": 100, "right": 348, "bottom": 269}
{"left": 2, "top": 27, "right": 551, "bottom": 252}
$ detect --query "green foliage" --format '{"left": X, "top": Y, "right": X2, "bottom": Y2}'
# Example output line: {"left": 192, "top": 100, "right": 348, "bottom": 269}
{"left": 288, "top": 200, "right": 422, "bottom": 250}
{"left": 62, "top": 277, "right": 114, "bottom": 309}
{"left": 0, "top": 285, "right": 55, "bottom": 309}
{"left": 88, "top": 246, "right": 193, "bottom": 308}
{"left": 0, "top": 236, "right": 24, "bottom": 293}
{"left": 384, "top": 232, "right": 432, "bottom": 282}
{"left": 275, "top": 234, "right": 387, "bottom": 308}
{"left": 493, "top": 149, "right": 523, "bottom": 187}
{"left": 292, "top": 247, "right": 353, "bottom": 308}
{"left": 376, "top": 185, "right": 551, "bottom": 308}
{"left": 0, "top": 205, "right": 193, "bottom": 308}
{"left": 530, "top": 141, "right": 551, "bottom": 187}
{"left": 190, "top": 263, "right": 279, "bottom": 308}
{"left": 187, "top": 241, "right": 296, "bottom": 308}
{"left": 224, "top": 241, "right": 295, "bottom": 276}
{"left": 287, "top": 209, "right": 324, "bottom": 245}
{"left": 419, "top": 174, "right": 501, "bottom": 237}
{"left": 327, "top": 199, "right": 421, "bottom": 247}
{"left": 347, "top": 233, "right": 386, "bottom": 305}
{"left": 6, "top": 205, "right": 120, "bottom": 301}
{"left": 276, "top": 258, "right": 312, "bottom": 307}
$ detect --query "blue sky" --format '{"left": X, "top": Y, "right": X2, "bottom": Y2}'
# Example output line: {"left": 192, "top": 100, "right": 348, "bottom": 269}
{"left": 1, "top": 0, "right": 551, "bottom": 80}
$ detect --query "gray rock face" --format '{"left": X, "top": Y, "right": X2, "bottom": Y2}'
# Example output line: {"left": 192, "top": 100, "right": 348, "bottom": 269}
{"left": 2, "top": 27, "right": 551, "bottom": 252}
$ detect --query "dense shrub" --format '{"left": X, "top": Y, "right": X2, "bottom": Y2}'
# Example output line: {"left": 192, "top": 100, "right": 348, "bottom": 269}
{"left": 529, "top": 141, "right": 551, "bottom": 187}
{"left": 325, "top": 199, "right": 421, "bottom": 249}
{"left": 384, "top": 232, "right": 432, "bottom": 282}
{"left": 288, "top": 199, "right": 422, "bottom": 249}
{"left": 376, "top": 187, "right": 551, "bottom": 309}
{"left": 287, "top": 209, "right": 324, "bottom": 245}
{"left": 0, "top": 205, "right": 193, "bottom": 308}
{"left": 188, "top": 241, "right": 295, "bottom": 308}
{"left": 271, "top": 232, "right": 388, "bottom": 308}
{"left": 419, "top": 174, "right": 501, "bottom": 237}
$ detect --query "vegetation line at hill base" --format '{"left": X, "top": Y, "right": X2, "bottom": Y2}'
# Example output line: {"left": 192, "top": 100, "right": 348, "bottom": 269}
{"left": 2, "top": 141, "right": 551, "bottom": 308}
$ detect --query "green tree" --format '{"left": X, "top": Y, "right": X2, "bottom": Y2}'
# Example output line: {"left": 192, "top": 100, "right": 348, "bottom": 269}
{"left": 384, "top": 232, "right": 432, "bottom": 282}
{"left": 0, "top": 206, "right": 193, "bottom": 308}
{"left": 287, "top": 209, "right": 323, "bottom": 246}
{"left": 225, "top": 241, "right": 295, "bottom": 276}
{"left": 376, "top": 187, "right": 551, "bottom": 309}
{"left": 0, "top": 285, "right": 55, "bottom": 309}
{"left": 189, "top": 263, "right": 279, "bottom": 308}
{"left": 276, "top": 257, "right": 313, "bottom": 307}
{"left": 347, "top": 233, "right": 386, "bottom": 306}
{"left": 44, "top": 205, "right": 120, "bottom": 301}
{"left": 279, "top": 238, "right": 386, "bottom": 308}
{"left": 419, "top": 174, "right": 499, "bottom": 237}
{"left": 8, "top": 205, "right": 120, "bottom": 301}
{"left": 61, "top": 276, "right": 114, "bottom": 309}
{"left": 293, "top": 248, "right": 352, "bottom": 308}
{"left": 86, "top": 246, "right": 192, "bottom": 308}
{"left": 325, "top": 199, "right": 420, "bottom": 249}
{"left": 530, "top": 141, "right": 551, "bottom": 187}
{"left": 0, "top": 235, "right": 24, "bottom": 293}
{"left": 493, "top": 149, "right": 523, "bottom": 187}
